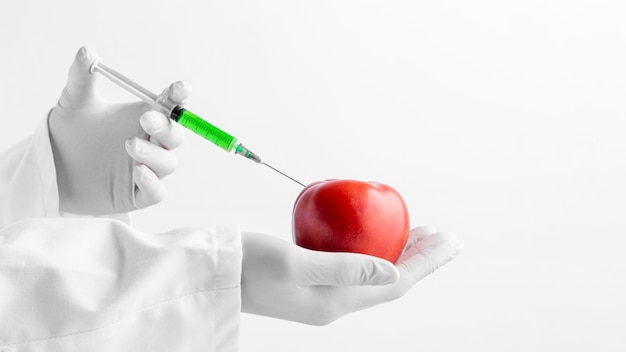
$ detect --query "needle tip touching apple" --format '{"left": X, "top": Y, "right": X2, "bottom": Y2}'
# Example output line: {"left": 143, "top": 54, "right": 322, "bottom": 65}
{"left": 292, "top": 179, "right": 410, "bottom": 263}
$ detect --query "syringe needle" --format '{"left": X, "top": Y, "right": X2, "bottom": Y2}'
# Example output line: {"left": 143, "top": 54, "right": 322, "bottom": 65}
{"left": 262, "top": 162, "right": 306, "bottom": 187}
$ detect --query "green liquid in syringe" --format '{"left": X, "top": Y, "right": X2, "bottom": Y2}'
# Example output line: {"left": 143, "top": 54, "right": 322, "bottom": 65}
{"left": 171, "top": 107, "right": 238, "bottom": 152}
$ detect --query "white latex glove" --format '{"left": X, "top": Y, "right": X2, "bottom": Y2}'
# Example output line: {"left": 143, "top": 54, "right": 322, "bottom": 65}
{"left": 241, "top": 226, "right": 462, "bottom": 326}
{"left": 49, "top": 46, "right": 190, "bottom": 215}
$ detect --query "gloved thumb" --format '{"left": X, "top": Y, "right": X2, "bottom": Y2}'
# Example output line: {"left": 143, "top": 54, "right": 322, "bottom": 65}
{"left": 298, "top": 250, "right": 400, "bottom": 287}
{"left": 57, "top": 46, "right": 101, "bottom": 109}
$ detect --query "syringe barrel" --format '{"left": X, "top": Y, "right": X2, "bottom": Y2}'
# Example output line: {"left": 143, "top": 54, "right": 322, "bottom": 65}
{"left": 170, "top": 106, "right": 238, "bottom": 152}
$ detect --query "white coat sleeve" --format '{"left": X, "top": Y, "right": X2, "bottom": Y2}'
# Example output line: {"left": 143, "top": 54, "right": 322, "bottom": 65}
{"left": 0, "top": 116, "right": 59, "bottom": 228}
{"left": 0, "top": 218, "right": 242, "bottom": 352}
{"left": 0, "top": 115, "right": 130, "bottom": 229}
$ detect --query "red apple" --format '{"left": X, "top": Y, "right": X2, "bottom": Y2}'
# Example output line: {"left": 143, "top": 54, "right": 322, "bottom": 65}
{"left": 292, "top": 179, "right": 410, "bottom": 263}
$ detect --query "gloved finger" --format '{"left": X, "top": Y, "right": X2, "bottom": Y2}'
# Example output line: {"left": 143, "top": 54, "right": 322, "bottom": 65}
{"left": 297, "top": 249, "right": 400, "bottom": 287}
{"left": 328, "top": 231, "right": 462, "bottom": 313}
{"left": 147, "top": 81, "right": 192, "bottom": 148}
{"left": 394, "top": 231, "right": 462, "bottom": 295}
{"left": 125, "top": 137, "right": 178, "bottom": 179}
{"left": 166, "top": 80, "right": 193, "bottom": 105}
{"left": 133, "top": 164, "right": 166, "bottom": 209}
{"left": 57, "top": 46, "right": 101, "bottom": 110}
{"left": 396, "top": 225, "right": 438, "bottom": 264}
{"left": 140, "top": 110, "right": 185, "bottom": 150}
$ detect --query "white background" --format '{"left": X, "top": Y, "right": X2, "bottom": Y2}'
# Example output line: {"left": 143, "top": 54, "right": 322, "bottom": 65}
{"left": 1, "top": 0, "right": 625, "bottom": 351}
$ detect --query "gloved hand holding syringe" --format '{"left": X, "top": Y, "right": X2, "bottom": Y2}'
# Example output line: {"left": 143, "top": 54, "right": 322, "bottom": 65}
{"left": 89, "top": 56, "right": 305, "bottom": 187}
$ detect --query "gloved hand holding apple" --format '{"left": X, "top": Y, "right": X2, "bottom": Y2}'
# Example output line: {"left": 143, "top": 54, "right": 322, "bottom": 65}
{"left": 242, "top": 178, "right": 461, "bottom": 325}
{"left": 293, "top": 179, "right": 412, "bottom": 263}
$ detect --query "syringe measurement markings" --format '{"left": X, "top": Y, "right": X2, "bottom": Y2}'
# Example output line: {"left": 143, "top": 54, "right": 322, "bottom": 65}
{"left": 178, "top": 113, "right": 235, "bottom": 150}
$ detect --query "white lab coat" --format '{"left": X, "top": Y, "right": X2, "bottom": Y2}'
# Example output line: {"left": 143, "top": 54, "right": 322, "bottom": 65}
{"left": 0, "top": 118, "right": 242, "bottom": 351}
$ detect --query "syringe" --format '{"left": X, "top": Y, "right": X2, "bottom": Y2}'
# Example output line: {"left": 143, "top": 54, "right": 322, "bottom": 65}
{"left": 89, "top": 58, "right": 305, "bottom": 187}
